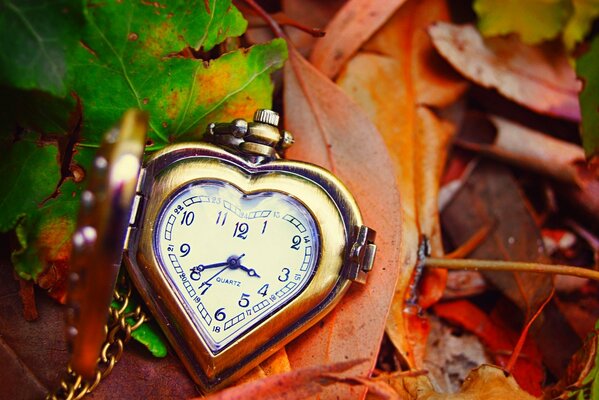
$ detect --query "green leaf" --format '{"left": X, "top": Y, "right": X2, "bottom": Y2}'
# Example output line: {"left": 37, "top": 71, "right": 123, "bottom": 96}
{"left": 577, "top": 34, "right": 599, "bottom": 158}
{"left": 112, "top": 292, "right": 168, "bottom": 358}
{"left": 473, "top": 0, "right": 572, "bottom": 44}
{"left": 0, "top": 136, "right": 60, "bottom": 232}
{"left": 0, "top": 0, "right": 83, "bottom": 97}
{"left": 131, "top": 323, "right": 168, "bottom": 358}
{"left": 565, "top": 320, "right": 599, "bottom": 399}
{"left": 563, "top": 0, "right": 599, "bottom": 51}
{"left": 67, "top": 1, "right": 285, "bottom": 147}
{"left": 11, "top": 178, "right": 83, "bottom": 283}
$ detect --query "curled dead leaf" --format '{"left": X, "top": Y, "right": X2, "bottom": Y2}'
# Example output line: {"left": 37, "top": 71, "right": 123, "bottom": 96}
{"left": 429, "top": 22, "right": 581, "bottom": 121}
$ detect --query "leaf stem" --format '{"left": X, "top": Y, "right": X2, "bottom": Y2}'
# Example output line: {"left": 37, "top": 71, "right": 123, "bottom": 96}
{"left": 424, "top": 258, "right": 599, "bottom": 281}
{"left": 242, "top": 0, "right": 285, "bottom": 38}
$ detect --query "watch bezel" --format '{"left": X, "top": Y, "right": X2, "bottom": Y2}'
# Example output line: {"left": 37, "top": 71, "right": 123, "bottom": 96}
{"left": 124, "top": 143, "right": 363, "bottom": 391}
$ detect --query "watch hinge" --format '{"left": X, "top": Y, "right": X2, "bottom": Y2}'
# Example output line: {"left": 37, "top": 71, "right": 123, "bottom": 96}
{"left": 347, "top": 225, "right": 377, "bottom": 284}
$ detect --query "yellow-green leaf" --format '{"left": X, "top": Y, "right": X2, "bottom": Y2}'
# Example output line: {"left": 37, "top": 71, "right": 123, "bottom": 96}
{"left": 474, "top": 0, "right": 572, "bottom": 44}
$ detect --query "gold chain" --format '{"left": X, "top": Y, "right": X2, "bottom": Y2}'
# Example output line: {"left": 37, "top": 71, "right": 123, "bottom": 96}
{"left": 47, "top": 278, "right": 148, "bottom": 400}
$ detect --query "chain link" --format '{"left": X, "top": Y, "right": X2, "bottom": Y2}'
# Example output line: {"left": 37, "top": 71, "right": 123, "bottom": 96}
{"left": 47, "top": 278, "right": 148, "bottom": 400}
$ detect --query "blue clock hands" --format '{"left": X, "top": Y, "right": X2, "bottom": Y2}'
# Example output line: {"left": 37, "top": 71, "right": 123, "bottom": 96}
{"left": 192, "top": 254, "right": 260, "bottom": 295}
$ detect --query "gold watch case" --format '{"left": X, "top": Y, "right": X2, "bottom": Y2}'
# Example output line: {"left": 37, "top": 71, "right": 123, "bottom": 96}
{"left": 125, "top": 142, "right": 372, "bottom": 391}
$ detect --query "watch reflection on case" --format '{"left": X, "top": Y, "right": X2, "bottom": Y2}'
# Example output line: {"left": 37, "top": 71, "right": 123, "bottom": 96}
{"left": 154, "top": 180, "right": 320, "bottom": 353}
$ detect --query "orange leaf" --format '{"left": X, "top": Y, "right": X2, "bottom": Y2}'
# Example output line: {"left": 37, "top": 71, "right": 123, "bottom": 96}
{"left": 309, "top": 0, "right": 408, "bottom": 79}
{"left": 333, "top": 0, "right": 465, "bottom": 368}
{"left": 283, "top": 44, "right": 402, "bottom": 399}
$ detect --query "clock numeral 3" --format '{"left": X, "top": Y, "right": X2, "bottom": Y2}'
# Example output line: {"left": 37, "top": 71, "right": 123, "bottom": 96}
{"left": 214, "top": 307, "right": 226, "bottom": 322}
{"left": 278, "top": 268, "right": 290, "bottom": 282}
{"left": 238, "top": 293, "right": 250, "bottom": 308}
{"left": 290, "top": 235, "right": 301, "bottom": 250}
{"left": 181, "top": 210, "right": 194, "bottom": 226}
{"left": 233, "top": 222, "right": 249, "bottom": 239}
{"left": 258, "top": 284, "right": 269, "bottom": 297}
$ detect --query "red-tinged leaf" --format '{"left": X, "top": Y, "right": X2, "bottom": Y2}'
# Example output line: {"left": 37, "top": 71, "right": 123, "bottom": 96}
{"left": 198, "top": 359, "right": 367, "bottom": 400}
{"left": 429, "top": 22, "right": 581, "bottom": 121}
{"left": 434, "top": 300, "right": 544, "bottom": 396}
{"left": 283, "top": 44, "right": 402, "bottom": 399}
{"left": 309, "top": 0, "right": 408, "bottom": 78}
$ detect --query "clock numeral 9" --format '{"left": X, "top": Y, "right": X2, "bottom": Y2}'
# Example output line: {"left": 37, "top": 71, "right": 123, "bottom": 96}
{"left": 233, "top": 222, "right": 249, "bottom": 239}
{"left": 290, "top": 235, "right": 301, "bottom": 250}
{"left": 181, "top": 210, "right": 194, "bottom": 226}
{"left": 214, "top": 307, "right": 226, "bottom": 322}
{"left": 180, "top": 243, "right": 191, "bottom": 257}
{"left": 278, "top": 268, "right": 290, "bottom": 282}
{"left": 238, "top": 293, "right": 250, "bottom": 308}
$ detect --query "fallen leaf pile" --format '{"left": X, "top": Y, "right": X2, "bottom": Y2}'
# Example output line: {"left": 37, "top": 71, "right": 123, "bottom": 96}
{"left": 1, "top": 0, "right": 598, "bottom": 398}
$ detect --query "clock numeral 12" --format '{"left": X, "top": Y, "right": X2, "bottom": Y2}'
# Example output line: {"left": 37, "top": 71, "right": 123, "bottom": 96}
{"left": 233, "top": 222, "right": 249, "bottom": 239}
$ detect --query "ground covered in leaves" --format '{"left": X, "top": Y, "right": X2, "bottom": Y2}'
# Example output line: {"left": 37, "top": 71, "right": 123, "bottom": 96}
{"left": 1, "top": 0, "right": 599, "bottom": 399}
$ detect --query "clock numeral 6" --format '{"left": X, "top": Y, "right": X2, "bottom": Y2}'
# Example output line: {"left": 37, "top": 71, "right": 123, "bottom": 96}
{"left": 214, "top": 307, "right": 226, "bottom": 322}
{"left": 290, "top": 235, "right": 301, "bottom": 250}
{"left": 238, "top": 293, "right": 250, "bottom": 308}
{"left": 181, "top": 210, "right": 195, "bottom": 226}
{"left": 233, "top": 222, "right": 249, "bottom": 239}
{"left": 278, "top": 268, "right": 290, "bottom": 282}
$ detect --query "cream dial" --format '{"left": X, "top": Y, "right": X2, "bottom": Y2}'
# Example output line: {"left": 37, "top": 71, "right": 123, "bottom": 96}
{"left": 154, "top": 181, "right": 320, "bottom": 353}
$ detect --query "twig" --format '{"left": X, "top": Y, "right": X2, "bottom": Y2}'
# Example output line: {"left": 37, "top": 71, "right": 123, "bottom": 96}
{"left": 242, "top": 0, "right": 285, "bottom": 38}
{"left": 424, "top": 258, "right": 599, "bottom": 281}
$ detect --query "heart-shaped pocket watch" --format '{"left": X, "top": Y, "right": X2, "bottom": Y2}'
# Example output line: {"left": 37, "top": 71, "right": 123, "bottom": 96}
{"left": 67, "top": 109, "right": 376, "bottom": 392}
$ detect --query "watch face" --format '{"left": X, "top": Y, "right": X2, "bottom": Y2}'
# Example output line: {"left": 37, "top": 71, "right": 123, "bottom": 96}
{"left": 154, "top": 180, "right": 320, "bottom": 353}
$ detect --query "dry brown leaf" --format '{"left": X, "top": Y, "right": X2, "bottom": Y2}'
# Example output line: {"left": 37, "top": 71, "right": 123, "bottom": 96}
{"left": 197, "top": 359, "right": 367, "bottom": 400}
{"left": 429, "top": 22, "right": 581, "bottom": 121}
{"left": 366, "top": 365, "right": 536, "bottom": 400}
{"left": 309, "top": 0, "right": 408, "bottom": 79}
{"left": 335, "top": 0, "right": 464, "bottom": 366}
{"left": 413, "top": 365, "right": 537, "bottom": 400}
{"left": 457, "top": 113, "right": 586, "bottom": 185}
{"left": 442, "top": 161, "right": 554, "bottom": 320}
{"left": 282, "top": 44, "right": 402, "bottom": 399}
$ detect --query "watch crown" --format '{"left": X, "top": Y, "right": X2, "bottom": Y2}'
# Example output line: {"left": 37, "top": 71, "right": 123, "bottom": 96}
{"left": 254, "top": 109, "right": 280, "bottom": 127}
